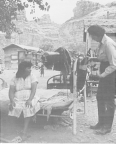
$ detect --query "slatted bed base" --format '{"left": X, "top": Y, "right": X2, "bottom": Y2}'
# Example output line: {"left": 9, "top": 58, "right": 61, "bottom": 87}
{"left": 36, "top": 113, "right": 69, "bottom": 118}
{"left": 36, "top": 103, "right": 73, "bottom": 119}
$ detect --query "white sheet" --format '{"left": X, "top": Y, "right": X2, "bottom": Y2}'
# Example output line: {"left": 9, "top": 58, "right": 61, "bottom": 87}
{"left": 0, "top": 88, "right": 70, "bottom": 102}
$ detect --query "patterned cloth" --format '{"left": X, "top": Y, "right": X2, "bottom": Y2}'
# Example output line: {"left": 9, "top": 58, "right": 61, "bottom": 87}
{"left": 8, "top": 73, "right": 40, "bottom": 118}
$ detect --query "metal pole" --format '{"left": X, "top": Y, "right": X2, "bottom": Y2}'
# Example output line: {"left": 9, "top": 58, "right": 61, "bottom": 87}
{"left": 84, "top": 83, "right": 87, "bottom": 114}
{"left": 73, "top": 60, "right": 77, "bottom": 135}
{"left": 84, "top": 31, "right": 91, "bottom": 115}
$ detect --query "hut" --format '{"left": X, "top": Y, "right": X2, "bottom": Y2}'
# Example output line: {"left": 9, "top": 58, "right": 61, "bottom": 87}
{"left": 3, "top": 44, "right": 43, "bottom": 69}
{"left": 3, "top": 44, "right": 23, "bottom": 69}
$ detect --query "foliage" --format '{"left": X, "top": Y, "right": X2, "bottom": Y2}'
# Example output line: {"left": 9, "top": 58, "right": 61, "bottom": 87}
{"left": 73, "top": 0, "right": 102, "bottom": 19}
{"left": 106, "top": 1, "right": 116, "bottom": 7}
{"left": 39, "top": 43, "right": 53, "bottom": 51}
{"left": 0, "top": 0, "right": 50, "bottom": 39}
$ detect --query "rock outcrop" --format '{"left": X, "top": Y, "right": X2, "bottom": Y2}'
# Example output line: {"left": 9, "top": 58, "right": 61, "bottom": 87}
{"left": 0, "top": 12, "right": 63, "bottom": 51}
{"left": 12, "top": 13, "right": 63, "bottom": 50}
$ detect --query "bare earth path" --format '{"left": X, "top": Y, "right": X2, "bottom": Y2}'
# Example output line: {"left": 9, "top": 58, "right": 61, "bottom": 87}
{"left": 0, "top": 69, "right": 116, "bottom": 143}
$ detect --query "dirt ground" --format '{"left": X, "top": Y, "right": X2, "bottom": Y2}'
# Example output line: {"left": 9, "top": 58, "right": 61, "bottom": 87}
{"left": 0, "top": 69, "right": 116, "bottom": 143}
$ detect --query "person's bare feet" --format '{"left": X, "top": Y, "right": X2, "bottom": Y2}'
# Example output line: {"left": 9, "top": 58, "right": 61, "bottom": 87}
{"left": 20, "top": 132, "right": 31, "bottom": 142}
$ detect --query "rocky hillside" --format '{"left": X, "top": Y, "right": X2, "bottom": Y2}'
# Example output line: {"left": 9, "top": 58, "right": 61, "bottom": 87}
{"left": 14, "top": 14, "right": 62, "bottom": 50}
{"left": 0, "top": 1, "right": 116, "bottom": 57}
{"left": 0, "top": 11, "right": 63, "bottom": 52}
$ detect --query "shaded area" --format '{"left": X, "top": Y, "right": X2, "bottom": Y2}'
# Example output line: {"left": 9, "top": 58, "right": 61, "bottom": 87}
{"left": 42, "top": 47, "right": 71, "bottom": 73}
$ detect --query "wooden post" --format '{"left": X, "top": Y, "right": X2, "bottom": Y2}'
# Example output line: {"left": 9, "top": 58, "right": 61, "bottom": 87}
{"left": 73, "top": 60, "right": 77, "bottom": 135}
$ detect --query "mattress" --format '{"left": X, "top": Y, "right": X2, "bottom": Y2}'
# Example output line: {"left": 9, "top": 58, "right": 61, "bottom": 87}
{"left": 0, "top": 88, "right": 73, "bottom": 110}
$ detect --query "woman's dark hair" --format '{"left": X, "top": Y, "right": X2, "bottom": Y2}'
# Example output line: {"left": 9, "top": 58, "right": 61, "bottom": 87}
{"left": 87, "top": 25, "right": 105, "bottom": 38}
{"left": 16, "top": 61, "right": 32, "bottom": 78}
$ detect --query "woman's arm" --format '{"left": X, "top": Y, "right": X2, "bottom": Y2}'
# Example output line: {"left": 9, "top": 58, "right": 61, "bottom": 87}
{"left": 25, "top": 82, "right": 37, "bottom": 107}
{"left": 28, "top": 82, "right": 38, "bottom": 101}
{"left": 9, "top": 85, "right": 16, "bottom": 103}
{"left": 26, "top": 73, "right": 38, "bottom": 107}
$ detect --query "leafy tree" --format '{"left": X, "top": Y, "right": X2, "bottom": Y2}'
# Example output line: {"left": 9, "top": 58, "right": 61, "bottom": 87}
{"left": 0, "top": 0, "right": 50, "bottom": 39}
{"left": 73, "top": 0, "right": 102, "bottom": 19}
{"left": 40, "top": 44, "right": 53, "bottom": 51}
{"left": 106, "top": 1, "right": 116, "bottom": 7}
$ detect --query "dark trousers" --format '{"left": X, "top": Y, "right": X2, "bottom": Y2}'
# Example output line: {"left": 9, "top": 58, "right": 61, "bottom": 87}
{"left": 96, "top": 61, "right": 115, "bottom": 128}
{"left": 97, "top": 98, "right": 115, "bottom": 128}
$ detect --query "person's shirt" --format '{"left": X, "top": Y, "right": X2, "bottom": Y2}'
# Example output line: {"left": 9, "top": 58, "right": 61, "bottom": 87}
{"left": 97, "top": 34, "right": 116, "bottom": 77}
{"left": 10, "top": 73, "right": 38, "bottom": 92}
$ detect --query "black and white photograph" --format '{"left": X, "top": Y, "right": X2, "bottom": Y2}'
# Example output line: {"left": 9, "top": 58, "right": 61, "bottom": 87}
{"left": 0, "top": 0, "right": 116, "bottom": 143}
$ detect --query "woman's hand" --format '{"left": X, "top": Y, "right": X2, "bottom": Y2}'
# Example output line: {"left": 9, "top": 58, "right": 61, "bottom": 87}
{"left": 12, "top": 101, "right": 16, "bottom": 107}
{"left": 9, "top": 101, "right": 15, "bottom": 111}
{"left": 25, "top": 100, "right": 32, "bottom": 108}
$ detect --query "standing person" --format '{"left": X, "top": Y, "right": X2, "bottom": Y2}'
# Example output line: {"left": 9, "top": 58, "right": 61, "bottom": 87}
{"left": 87, "top": 25, "right": 116, "bottom": 135}
{"left": 40, "top": 64, "right": 44, "bottom": 77}
{"left": 8, "top": 61, "right": 40, "bottom": 141}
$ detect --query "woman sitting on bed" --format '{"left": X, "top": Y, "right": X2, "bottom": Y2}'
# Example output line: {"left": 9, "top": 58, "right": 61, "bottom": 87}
{"left": 8, "top": 61, "right": 40, "bottom": 141}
